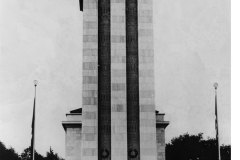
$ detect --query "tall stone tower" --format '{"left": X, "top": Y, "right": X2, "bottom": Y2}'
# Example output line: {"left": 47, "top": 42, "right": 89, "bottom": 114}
{"left": 62, "top": 0, "right": 169, "bottom": 160}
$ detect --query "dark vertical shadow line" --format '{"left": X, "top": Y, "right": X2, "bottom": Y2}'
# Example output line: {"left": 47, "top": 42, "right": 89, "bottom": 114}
{"left": 126, "top": 0, "right": 140, "bottom": 160}
{"left": 98, "top": 0, "right": 111, "bottom": 160}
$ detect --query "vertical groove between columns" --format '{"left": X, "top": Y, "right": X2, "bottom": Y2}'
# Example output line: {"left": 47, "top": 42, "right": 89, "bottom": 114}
{"left": 98, "top": 0, "right": 111, "bottom": 160}
{"left": 126, "top": 0, "right": 140, "bottom": 160}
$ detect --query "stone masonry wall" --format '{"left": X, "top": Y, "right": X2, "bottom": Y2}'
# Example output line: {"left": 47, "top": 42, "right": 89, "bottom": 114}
{"left": 82, "top": 0, "right": 98, "bottom": 159}
{"left": 66, "top": 127, "right": 82, "bottom": 160}
{"left": 156, "top": 128, "right": 166, "bottom": 160}
{"left": 111, "top": 0, "right": 128, "bottom": 160}
{"left": 138, "top": 0, "right": 157, "bottom": 159}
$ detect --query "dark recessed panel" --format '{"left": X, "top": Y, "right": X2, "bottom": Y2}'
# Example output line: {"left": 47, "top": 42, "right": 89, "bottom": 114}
{"left": 98, "top": 0, "right": 111, "bottom": 160}
{"left": 126, "top": 0, "right": 140, "bottom": 160}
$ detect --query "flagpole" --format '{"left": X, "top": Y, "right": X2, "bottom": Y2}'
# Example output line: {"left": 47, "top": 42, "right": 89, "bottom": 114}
{"left": 214, "top": 83, "right": 220, "bottom": 160}
{"left": 33, "top": 80, "right": 38, "bottom": 160}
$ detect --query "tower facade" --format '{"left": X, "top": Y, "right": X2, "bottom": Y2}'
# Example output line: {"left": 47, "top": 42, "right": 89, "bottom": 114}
{"left": 62, "top": 1, "right": 169, "bottom": 160}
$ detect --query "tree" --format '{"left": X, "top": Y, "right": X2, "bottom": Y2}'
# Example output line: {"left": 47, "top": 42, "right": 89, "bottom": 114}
{"left": 1, "top": 140, "right": 64, "bottom": 160}
{"left": 20, "top": 146, "right": 44, "bottom": 160}
{"left": 166, "top": 133, "right": 204, "bottom": 160}
{"left": 220, "top": 145, "right": 231, "bottom": 160}
{"left": 0, "top": 141, "right": 21, "bottom": 160}
{"left": 166, "top": 133, "right": 231, "bottom": 160}
{"left": 45, "top": 147, "right": 64, "bottom": 160}
{"left": 20, "top": 147, "right": 31, "bottom": 160}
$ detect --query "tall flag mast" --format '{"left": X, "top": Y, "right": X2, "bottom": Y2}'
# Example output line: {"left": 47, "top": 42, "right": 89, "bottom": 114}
{"left": 214, "top": 83, "right": 220, "bottom": 160}
{"left": 31, "top": 80, "right": 38, "bottom": 160}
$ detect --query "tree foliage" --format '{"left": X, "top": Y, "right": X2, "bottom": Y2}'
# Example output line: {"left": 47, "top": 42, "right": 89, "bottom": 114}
{"left": 45, "top": 147, "right": 64, "bottom": 160}
{"left": 166, "top": 133, "right": 231, "bottom": 160}
{"left": 220, "top": 145, "right": 231, "bottom": 160}
{"left": 20, "top": 146, "right": 44, "bottom": 160}
{"left": 0, "top": 141, "right": 64, "bottom": 160}
{"left": 0, "top": 141, "right": 21, "bottom": 160}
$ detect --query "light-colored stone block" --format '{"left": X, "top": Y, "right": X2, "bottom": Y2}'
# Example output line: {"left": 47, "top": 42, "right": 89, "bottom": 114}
{"left": 65, "top": 128, "right": 82, "bottom": 160}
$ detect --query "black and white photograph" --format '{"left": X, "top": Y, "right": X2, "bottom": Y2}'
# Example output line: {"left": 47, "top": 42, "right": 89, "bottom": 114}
{"left": 0, "top": 0, "right": 232, "bottom": 160}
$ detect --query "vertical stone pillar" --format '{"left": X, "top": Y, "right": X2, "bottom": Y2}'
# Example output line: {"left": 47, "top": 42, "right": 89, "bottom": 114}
{"left": 111, "top": 0, "right": 127, "bottom": 160}
{"left": 82, "top": 0, "right": 98, "bottom": 159}
{"left": 138, "top": 0, "right": 157, "bottom": 160}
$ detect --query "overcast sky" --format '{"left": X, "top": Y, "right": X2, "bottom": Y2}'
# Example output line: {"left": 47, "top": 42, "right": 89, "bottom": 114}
{"left": 0, "top": 0, "right": 230, "bottom": 158}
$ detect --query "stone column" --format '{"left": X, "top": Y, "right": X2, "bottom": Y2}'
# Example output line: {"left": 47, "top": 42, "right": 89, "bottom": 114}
{"left": 138, "top": 0, "right": 157, "bottom": 160}
{"left": 82, "top": 0, "right": 98, "bottom": 159}
{"left": 111, "top": 0, "right": 128, "bottom": 160}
